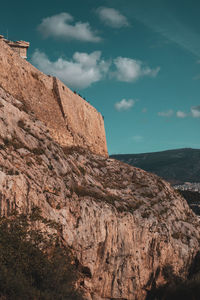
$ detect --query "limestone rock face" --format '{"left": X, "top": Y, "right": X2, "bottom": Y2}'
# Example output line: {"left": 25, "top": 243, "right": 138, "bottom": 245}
{"left": 0, "top": 40, "right": 107, "bottom": 157}
{"left": 0, "top": 87, "right": 199, "bottom": 300}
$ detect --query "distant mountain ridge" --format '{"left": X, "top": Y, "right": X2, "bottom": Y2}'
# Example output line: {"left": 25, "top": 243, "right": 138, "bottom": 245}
{"left": 110, "top": 148, "right": 200, "bottom": 185}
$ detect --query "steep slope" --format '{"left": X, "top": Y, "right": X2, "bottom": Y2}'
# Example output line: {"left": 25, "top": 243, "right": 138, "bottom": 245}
{"left": 0, "top": 39, "right": 107, "bottom": 157}
{"left": 111, "top": 148, "right": 200, "bottom": 185}
{"left": 0, "top": 87, "right": 200, "bottom": 300}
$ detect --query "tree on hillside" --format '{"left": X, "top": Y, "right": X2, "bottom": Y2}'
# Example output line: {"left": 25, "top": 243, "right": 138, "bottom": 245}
{"left": 0, "top": 207, "right": 83, "bottom": 300}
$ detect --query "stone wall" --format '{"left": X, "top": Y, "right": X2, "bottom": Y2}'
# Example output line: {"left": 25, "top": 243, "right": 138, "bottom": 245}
{"left": 54, "top": 77, "right": 107, "bottom": 157}
{"left": 0, "top": 39, "right": 108, "bottom": 156}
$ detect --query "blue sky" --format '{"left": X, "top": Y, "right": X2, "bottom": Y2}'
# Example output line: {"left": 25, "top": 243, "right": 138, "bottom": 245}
{"left": 1, "top": 0, "right": 200, "bottom": 154}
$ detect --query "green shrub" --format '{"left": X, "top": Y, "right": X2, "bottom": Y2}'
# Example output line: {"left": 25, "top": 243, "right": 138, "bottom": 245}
{"left": 17, "top": 119, "right": 26, "bottom": 129}
{"left": 32, "top": 147, "right": 45, "bottom": 155}
{"left": 141, "top": 211, "right": 150, "bottom": 218}
{"left": 146, "top": 262, "right": 200, "bottom": 300}
{"left": 0, "top": 208, "right": 83, "bottom": 300}
{"left": 78, "top": 166, "right": 86, "bottom": 175}
{"left": 62, "top": 146, "right": 86, "bottom": 156}
{"left": 172, "top": 232, "right": 180, "bottom": 239}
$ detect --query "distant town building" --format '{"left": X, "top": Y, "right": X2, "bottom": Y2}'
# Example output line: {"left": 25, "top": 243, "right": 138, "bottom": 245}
{"left": 174, "top": 182, "right": 200, "bottom": 193}
{"left": 0, "top": 35, "right": 29, "bottom": 59}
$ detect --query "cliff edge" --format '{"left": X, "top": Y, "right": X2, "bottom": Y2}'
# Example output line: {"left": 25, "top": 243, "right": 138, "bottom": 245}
{"left": 0, "top": 86, "right": 199, "bottom": 299}
{"left": 0, "top": 39, "right": 108, "bottom": 157}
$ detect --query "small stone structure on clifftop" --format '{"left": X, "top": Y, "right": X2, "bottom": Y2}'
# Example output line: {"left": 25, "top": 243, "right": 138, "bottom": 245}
{"left": 0, "top": 35, "right": 29, "bottom": 59}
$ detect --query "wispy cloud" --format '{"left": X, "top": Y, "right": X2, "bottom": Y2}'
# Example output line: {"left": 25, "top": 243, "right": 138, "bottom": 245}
{"left": 176, "top": 110, "right": 187, "bottom": 118}
{"left": 192, "top": 74, "right": 200, "bottom": 81}
{"left": 191, "top": 106, "right": 200, "bottom": 118}
{"left": 96, "top": 7, "right": 129, "bottom": 28}
{"left": 158, "top": 110, "right": 174, "bottom": 117}
{"left": 158, "top": 107, "right": 200, "bottom": 119}
{"left": 38, "top": 12, "right": 101, "bottom": 42}
{"left": 113, "top": 57, "right": 160, "bottom": 82}
{"left": 132, "top": 8, "right": 200, "bottom": 58}
{"left": 115, "top": 99, "right": 135, "bottom": 111}
{"left": 32, "top": 50, "right": 110, "bottom": 89}
{"left": 132, "top": 135, "right": 143, "bottom": 142}
{"left": 142, "top": 108, "right": 147, "bottom": 113}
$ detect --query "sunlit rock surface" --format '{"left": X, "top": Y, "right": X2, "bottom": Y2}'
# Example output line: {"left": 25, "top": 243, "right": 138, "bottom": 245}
{"left": 0, "top": 87, "right": 199, "bottom": 299}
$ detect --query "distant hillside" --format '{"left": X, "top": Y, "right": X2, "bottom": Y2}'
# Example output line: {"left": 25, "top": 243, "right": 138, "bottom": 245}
{"left": 110, "top": 148, "right": 200, "bottom": 185}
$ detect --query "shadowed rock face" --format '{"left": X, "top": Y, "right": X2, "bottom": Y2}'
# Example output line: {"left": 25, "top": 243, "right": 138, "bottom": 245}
{"left": 0, "top": 87, "right": 199, "bottom": 299}
{"left": 0, "top": 40, "right": 107, "bottom": 157}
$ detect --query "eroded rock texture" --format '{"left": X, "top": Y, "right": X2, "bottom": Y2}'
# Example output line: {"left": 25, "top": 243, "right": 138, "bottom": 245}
{"left": 0, "top": 87, "right": 199, "bottom": 299}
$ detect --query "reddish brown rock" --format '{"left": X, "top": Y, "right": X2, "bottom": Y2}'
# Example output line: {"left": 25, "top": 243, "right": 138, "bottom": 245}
{"left": 0, "top": 87, "right": 199, "bottom": 299}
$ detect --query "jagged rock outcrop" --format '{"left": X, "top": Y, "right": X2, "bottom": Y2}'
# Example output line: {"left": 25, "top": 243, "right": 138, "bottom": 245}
{"left": 0, "top": 87, "right": 200, "bottom": 299}
{"left": 0, "top": 39, "right": 107, "bottom": 157}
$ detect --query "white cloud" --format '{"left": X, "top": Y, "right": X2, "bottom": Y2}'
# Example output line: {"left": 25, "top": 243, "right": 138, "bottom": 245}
{"left": 113, "top": 57, "right": 160, "bottom": 82}
{"left": 192, "top": 74, "right": 200, "bottom": 80}
{"left": 142, "top": 108, "right": 147, "bottom": 113}
{"left": 38, "top": 12, "right": 101, "bottom": 42}
{"left": 31, "top": 50, "right": 110, "bottom": 89}
{"left": 132, "top": 135, "right": 143, "bottom": 142}
{"left": 158, "top": 110, "right": 174, "bottom": 117}
{"left": 97, "top": 7, "right": 129, "bottom": 28}
{"left": 176, "top": 110, "right": 187, "bottom": 118}
{"left": 191, "top": 106, "right": 200, "bottom": 118}
{"left": 157, "top": 106, "right": 200, "bottom": 119}
{"left": 115, "top": 99, "right": 135, "bottom": 111}
{"left": 31, "top": 50, "right": 160, "bottom": 89}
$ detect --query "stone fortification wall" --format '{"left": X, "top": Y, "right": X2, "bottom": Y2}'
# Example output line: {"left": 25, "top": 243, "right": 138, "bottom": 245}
{"left": 54, "top": 77, "right": 107, "bottom": 157}
{"left": 0, "top": 39, "right": 108, "bottom": 156}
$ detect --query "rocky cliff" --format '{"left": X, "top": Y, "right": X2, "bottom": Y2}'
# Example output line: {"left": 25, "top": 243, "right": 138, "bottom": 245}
{"left": 0, "top": 86, "right": 199, "bottom": 299}
{"left": 0, "top": 39, "right": 107, "bottom": 157}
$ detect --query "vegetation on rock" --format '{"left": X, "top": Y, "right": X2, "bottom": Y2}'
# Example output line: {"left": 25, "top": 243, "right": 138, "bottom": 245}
{"left": 0, "top": 208, "right": 82, "bottom": 300}
{"left": 147, "top": 254, "right": 200, "bottom": 300}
